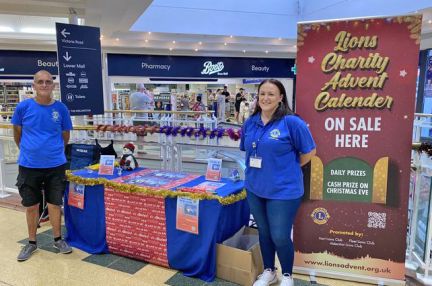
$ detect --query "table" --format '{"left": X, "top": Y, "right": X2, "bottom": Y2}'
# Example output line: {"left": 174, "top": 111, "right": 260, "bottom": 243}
{"left": 64, "top": 168, "right": 249, "bottom": 281}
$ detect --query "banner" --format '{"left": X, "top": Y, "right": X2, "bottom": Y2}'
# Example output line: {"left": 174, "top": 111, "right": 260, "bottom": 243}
{"left": 294, "top": 15, "right": 422, "bottom": 282}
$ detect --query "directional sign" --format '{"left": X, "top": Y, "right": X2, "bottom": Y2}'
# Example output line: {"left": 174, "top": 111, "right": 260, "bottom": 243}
{"left": 56, "top": 23, "right": 104, "bottom": 115}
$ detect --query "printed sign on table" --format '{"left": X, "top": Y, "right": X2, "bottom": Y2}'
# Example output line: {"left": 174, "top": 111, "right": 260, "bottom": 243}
{"left": 98, "top": 155, "right": 115, "bottom": 175}
{"left": 68, "top": 183, "right": 85, "bottom": 209}
{"left": 176, "top": 197, "right": 199, "bottom": 235}
{"left": 205, "top": 158, "right": 222, "bottom": 181}
{"left": 194, "top": 181, "right": 226, "bottom": 193}
{"left": 114, "top": 169, "right": 199, "bottom": 189}
{"left": 294, "top": 15, "right": 422, "bottom": 282}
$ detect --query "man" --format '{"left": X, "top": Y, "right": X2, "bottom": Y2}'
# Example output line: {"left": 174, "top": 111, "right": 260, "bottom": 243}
{"left": 222, "top": 85, "right": 231, "bottom": 120}
{"left": 234, "top": 88, "right": 245, "bottom": 123}
{"left": 130, "top": 83, "right": 153, "bottom": 125}
{"left": 12, "top": 70, "right": 73, "bottom": 261}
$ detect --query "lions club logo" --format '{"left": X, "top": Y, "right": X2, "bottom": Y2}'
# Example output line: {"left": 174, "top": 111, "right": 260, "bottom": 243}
{"left": 52, "top": 110, "right": 60, "bottom": 123}
{"left": 311, "top": 208, "right": 330, "bottom": 225}
{"left": 269, "top": 129, "right": 280, "bottom": 139}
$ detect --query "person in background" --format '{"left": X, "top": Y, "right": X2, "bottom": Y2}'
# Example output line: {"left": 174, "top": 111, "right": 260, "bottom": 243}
{"left": 238, "top": 97, "right": 250, "bottom": 124}
{"left": 180, "top": 94, "right": 190, "bottom": 111}
{"left": 222, "top": 85, "right": 231, "bottom": 121}
{"left": 191, "top": 95, "right": 205, "bottom": 119}
{"left": 12, "top": 70, "right": 73, "bottom": 261}
{"left": 235, "top": 88, "right": 245, "bottom": 123}
{"left": 216, "top": 89, "right": 226, "bottom": 122}
{"left": 130, "top": 83, "right": 153, "bottom": 125}
{"left": 154, "top": 101, "right": 164, "bottom": 120}
{"left": 240, "top": 79, "right": 316, "bottom": 286}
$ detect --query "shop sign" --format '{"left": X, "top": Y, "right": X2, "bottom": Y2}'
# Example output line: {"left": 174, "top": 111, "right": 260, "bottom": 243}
{"left": 107, "top": 54, "right": 295, "bottom": 78}
{"left": 0, "top": 50, "right": 58, "bottom": 75}
{"left": 201, "top": 61, "right": 226, "bottom": 75}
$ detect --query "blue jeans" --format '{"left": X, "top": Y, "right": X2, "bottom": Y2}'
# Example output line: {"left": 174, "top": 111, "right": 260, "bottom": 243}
{"left": 247, "top": 191, "right": 302, "bottom": 275}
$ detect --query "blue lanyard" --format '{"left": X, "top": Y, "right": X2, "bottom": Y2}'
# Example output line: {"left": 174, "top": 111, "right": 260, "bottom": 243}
{"left": 252, "top": 120, "right": 273, "bottom": 157}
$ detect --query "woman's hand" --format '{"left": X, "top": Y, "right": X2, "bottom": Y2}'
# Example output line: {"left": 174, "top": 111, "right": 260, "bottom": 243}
{"left": 300, "top": 148, "right": 316, "bottom": 166}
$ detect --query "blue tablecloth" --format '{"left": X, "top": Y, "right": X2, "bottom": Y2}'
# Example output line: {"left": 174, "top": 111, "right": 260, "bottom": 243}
{"left": 64, "top": 168, "right": 249, "bottom": 281}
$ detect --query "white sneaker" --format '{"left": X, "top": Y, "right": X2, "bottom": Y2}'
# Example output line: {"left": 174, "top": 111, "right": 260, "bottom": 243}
{"left": 280, "top": 273, "right": 294, "bottom": 286}
{"left": 253, "top": 268, "right": 278, "bottom": 286}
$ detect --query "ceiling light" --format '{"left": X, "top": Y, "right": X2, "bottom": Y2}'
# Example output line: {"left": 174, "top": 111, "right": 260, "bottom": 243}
{"left": 242, "top": 50, "right": 246, "bottom": 53}
{"left": 169, "top": 47, "right": 173, "bottom": 51}
{"left": 198, "top": 41, "right": 202, "bottom": 45}
{"left": 145, "top": 39, "right": 148, "bottom": 43}
{"left": 0, "top": 26, "right": 14, "bottom": 33}
{"left": 115, "top": 38, "right": 119, "bottom": 41}
{"left": 224, "top": 42, "right": 227, "bottom": 46}
{"left": 230, "top": 35, "right": 233, "bottom": 38}
{"left": 265, "top": 50, "right": 269, "bottom": 54}
{"left": 21, "top": 27, "right": 55, "bottom": 34}
{"left": 172, "top": 40, "right": 176, "bottom": 44}
{"left": 194, "top": 48, "right": 199, "bottom": 52}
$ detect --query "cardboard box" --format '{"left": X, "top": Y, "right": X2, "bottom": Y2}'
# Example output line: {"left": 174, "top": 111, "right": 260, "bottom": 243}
{"left": 216, "top": 227, "right": 264, "bottom": 286}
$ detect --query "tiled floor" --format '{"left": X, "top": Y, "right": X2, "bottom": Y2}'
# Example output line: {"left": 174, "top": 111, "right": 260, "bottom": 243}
{"left": 0, "top": 202, "right": 426, "bottom": 286}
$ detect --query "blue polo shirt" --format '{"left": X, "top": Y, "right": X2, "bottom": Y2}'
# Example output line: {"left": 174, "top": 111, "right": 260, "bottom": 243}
{"left": 240, "top": 113, "right": 316, "bottom": 200}
{"left": 11, "top": 99, "right": 73, "bottom": 168}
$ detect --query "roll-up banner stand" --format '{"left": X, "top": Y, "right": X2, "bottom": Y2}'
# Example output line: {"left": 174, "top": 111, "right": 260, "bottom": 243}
{"left": 294, "top": 15, "right": 422, "bottom": 285}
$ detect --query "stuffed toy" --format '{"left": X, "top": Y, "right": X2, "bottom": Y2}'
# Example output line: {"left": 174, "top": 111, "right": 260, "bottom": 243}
{"left": 119, "top": 143, "right": 139, "bottom": 171}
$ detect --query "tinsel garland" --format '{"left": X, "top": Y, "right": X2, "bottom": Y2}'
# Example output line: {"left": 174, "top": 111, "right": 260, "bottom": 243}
{"left": 66, "top": 171, "right": 246, "bottom": 205}
{"left": 93, "top": 124, "right": 241, "bottom": 141}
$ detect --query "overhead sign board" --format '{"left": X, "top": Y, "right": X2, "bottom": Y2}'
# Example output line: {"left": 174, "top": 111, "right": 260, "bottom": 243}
{"left": 56, "top": 23, "right": 104, "bottom": 115}
{"left": 107, "top": 54, "right": 295, "bottom": 78}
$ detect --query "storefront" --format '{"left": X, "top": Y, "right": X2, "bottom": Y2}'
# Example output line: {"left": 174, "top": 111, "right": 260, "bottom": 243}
{"left": 106, "top": 54, "right": 296, "bottom": 120}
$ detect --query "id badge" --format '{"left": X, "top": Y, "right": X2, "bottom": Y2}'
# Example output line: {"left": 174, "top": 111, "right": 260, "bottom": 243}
{"left": 250, "top": 157, "right": 262, "bottom": 168}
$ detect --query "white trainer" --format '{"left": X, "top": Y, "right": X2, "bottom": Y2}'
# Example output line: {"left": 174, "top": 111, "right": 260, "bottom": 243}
{"left": 253, "top": 268, "right": 278, "bottom": 286}
{"left": 280, "top": 273, "right": 294, "bottom": 286}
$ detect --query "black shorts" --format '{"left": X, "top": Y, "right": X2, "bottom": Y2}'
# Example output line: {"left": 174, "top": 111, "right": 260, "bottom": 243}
{"left": 16, "top": 165, "right": 66, "bottom": 207}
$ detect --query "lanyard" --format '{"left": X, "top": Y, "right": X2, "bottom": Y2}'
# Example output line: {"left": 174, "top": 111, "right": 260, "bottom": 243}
{"left": 252, "top": 121, "right": 273, "bottom": 157}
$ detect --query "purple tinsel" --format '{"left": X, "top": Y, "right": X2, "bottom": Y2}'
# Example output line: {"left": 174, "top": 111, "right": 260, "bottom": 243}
{"left": 186, "top": 127, "right": 194, "bottom": 137}
{"left": 180, "top": 127, "right": 188, "bottom": 137}
{"left": 165, "top": 126, "right": 174, "bottom": 136}
{"left": 172, "top": 126, "right": 181, "bottom": 137}
{"left": 209, "top": 129, "right": 217, "bottom": 139}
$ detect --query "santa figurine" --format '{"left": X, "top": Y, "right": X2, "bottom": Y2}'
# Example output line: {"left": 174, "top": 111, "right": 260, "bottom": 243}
{"left": 119, "top": 143, "right": 139, "bottom": 171}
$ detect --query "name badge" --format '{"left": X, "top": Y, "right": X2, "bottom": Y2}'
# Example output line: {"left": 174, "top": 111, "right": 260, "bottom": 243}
{"left": 250, "top": 157, "right": 262, "bottom": 168}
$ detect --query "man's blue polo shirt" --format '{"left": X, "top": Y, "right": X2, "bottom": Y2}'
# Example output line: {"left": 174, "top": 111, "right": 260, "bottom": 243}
{"left": 240, "top": 113, "right": 316, "bottom": 200}
{"left": 11, "top": 99, "right": 73, "bottom": 168}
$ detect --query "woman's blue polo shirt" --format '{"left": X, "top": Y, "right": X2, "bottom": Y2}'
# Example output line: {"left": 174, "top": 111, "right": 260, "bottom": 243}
{"left": 240, "top": 113, "right": 316, "bottom": 200}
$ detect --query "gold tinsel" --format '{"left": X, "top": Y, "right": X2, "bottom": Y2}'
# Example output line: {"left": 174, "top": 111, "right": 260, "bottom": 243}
{"left": 66, "top": 171, "right": 246, "bottom": 205}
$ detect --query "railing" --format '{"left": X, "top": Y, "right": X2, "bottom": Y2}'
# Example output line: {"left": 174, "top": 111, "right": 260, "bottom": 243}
{"left": 0, "top": 109, "right": 244, "bottom": 197}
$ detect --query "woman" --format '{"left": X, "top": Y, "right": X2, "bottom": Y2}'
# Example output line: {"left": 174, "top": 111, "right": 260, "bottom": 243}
{"left": 240, "top": 79, "right": 316, "bottom": 286}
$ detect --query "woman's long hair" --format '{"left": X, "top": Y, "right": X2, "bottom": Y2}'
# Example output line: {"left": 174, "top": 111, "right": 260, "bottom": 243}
{"left": 252, "top": 79, "right": 294, "bottom": 121}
